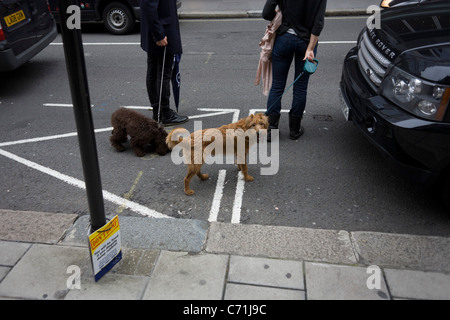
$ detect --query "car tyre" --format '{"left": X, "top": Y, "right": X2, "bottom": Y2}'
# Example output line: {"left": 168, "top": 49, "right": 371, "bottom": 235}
{"left": 102, "top": 2, "right": 135, "bottom": 35}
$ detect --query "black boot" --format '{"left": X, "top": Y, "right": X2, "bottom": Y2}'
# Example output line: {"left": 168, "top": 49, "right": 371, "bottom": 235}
{"left": 266, "top": 114, "right": 280, "bottom": 143}
{"left": 151, "top": 104, "right": 160, "bottom": 122}
{"left": 159, "top": 106, "right": 189, "bottom": 126}
{"left": 289, "top": 113, "right": 304, "bottom": 140}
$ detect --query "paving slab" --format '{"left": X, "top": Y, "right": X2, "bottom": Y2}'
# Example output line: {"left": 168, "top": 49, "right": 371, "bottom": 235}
{"left": 0, "top": 244, "right": 89, "bottom": 300}
{"left": 0, "top": 210, "right": 77, "bottom": 244}
{"left": 110, "top": 248, "right": 159, "bottom": 276}
{"left": 305, "top": 262, "right": 390, "bottom": 300}
{"left": 65, "top": 273, "right": 149, "bottom": 300}
{"left": 0, "top": 241, "right": 31, "bottom": 266}
{"left": 351, "top": 231, "right": 450, "bottom": 272}
{"left": 384, "top": 268, "right": 450, "bottom": 300}
{"left": 206, "top": 222, "right": 357, "bottom": 264}
{"left": 224, "top": 283, "right": 305, "bottom": 300}
{"left": 228, "top": 256, "right": 304, "bottom": 290}
{"left": 142, "top": 251, "right": 228, "bottom": 300}
{"left": 0, "top": 267, "right": 10, "bottom": 283}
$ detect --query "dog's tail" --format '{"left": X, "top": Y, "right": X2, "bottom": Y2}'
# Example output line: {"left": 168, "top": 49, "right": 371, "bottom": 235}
{"left": 166, "top": 128, "right": 190, "bottom": 150}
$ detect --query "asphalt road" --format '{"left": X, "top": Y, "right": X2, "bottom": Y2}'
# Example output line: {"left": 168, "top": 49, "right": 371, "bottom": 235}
{"left": 0, "top": 17, "right": 449, "bottom": 237}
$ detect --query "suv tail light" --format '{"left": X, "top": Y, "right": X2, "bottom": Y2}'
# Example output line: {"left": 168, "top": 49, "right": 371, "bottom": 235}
{"left": 0, "top": 24, "right": 5, "bottom": 41}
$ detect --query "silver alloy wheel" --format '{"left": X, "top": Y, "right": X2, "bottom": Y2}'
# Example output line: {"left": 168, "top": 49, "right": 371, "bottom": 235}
{"left": 107, "top": 8, "right": 127, "bottom": 31}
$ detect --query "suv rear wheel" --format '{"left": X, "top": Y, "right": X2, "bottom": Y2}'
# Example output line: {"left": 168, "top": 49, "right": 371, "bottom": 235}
{"left": 102, "top": 2, "right": 135, "bottom": 35}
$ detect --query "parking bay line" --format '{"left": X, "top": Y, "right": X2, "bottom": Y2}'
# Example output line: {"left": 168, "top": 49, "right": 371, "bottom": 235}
{"left": 209, "top": 169, "right": 227, "bottom": 222}
{"left": 208, "top": 170, "right": 246, "bottom": 224}
{"left": 0, "top": 106, "right": 261, "bottom": 224}
{"left": 232, "top": 172, "right": 246, "bottom": 224}
{"left": 42, "top": 104, "right": 245, "bottom": 223}
{"left": 0, "top": 148, "right": 170, "bottom": 219}
{"left": 2, "top": 106, "right": 245, "bottom": 222}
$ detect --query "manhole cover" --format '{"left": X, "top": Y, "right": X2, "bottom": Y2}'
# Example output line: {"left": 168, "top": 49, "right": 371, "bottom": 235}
{"left": 312, "top": 114, "right": 333, "bottom": 121}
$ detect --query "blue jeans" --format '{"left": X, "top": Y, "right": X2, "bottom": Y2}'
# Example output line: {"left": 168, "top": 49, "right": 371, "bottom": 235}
{"left": 266, "top": 33, "right": 317, "bottom": 117}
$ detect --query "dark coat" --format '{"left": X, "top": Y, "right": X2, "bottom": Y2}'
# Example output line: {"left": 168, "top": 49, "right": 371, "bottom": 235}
{"left": 140, "top": 0, "right": 182, "bottom": 55}
{"left": 262, "top": 0, "right": 327, "bottom": 40}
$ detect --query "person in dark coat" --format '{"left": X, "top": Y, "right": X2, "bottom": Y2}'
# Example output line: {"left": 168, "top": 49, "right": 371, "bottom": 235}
{"left": 140, "top": 0, "right": 188, "bottom": 125}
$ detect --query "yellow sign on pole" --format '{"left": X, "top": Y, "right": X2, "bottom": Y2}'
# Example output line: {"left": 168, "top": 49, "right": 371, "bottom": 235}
{"left": 88, "top": 215, "right": 122, "bottom": 282}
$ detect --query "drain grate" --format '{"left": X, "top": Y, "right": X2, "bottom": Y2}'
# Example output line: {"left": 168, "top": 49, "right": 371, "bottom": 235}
{"left": 312, "top": 114, "right": 333, "bottom": 121}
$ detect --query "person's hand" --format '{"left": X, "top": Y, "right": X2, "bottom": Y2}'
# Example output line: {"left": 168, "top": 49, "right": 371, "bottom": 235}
{"left": 304, "top": 35, "right": 318, "bottom": 62}
{"left": 156, "top": 36, "right": 168, "bottom": 47}
{"left": 303, "top": 49, "right": 315, "bottom": 62}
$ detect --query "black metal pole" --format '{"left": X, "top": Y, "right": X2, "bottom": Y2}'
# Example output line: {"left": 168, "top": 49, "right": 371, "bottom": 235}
{"left": 58, "top": 0, "right": 106, "bottom": 232}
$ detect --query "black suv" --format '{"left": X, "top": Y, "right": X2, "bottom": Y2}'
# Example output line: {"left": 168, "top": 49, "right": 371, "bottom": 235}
{"left": 49, "top": 0, "right": 182, "bottom": 35}
{"left": 340, "top": 0, "right": 450, "bottom": 209}
{"left": 0, "top": 0, "right": 57, "bottom": 72}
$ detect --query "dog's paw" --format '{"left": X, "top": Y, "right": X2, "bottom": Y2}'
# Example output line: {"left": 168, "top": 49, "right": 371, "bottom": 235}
{"left": 185, "top": 189, "right": 195, "bottom": 196}
{"left": 133, "top": 149, "right": 146, "bottom": 157}
{"left": 244, "top": 175, "right": 254, "bottom": 182}
{"left": 111, "top": 143, "right": 126, "bottom": 152}
{"left": 199, "top": 173, "right": 209, "bottom": 181}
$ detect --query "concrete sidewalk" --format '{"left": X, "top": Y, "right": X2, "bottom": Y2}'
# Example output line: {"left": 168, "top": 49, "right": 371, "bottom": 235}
{"left": 178, "top": 0, "right": 379, "bottom": 18}
{"left": 0, "top": 210, "right": 449, "bottom": 300}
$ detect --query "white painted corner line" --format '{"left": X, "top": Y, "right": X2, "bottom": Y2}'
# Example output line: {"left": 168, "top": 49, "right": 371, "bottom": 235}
{"left": 209, "top": 169, "right": 227, "bottom": 222}
{"left": 0, "top": 127, "right": 113, "bottom": 147}
{"left": 0, "top": 148, "right": 170, "bottom": 219}
{"left": 0, "top": 106, "right": 243, "bottom": 222}
{"left": 232, "top": 171, "right": 246, "bottom": 224}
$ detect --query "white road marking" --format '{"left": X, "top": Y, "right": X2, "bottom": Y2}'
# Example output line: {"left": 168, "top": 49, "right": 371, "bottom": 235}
{"left": 0, "top": 132, "right": 78, "bottom": 147}
{"left": 0, "top": 106, "right": 239, "bottom": 147}
{"left": 10, "top": 32, "right": 358, "bottom": 221}
{"left": 42, "top": 104, "right": 241, "bottom": 121}
{"left": 209, "top": 169, "right": 227, "bottom": 222}
{"left": 250, "top": 109, "right": 289, "bottom": 115}
{"left": 232, "top": 171, "right": 246, "bottom": 224}
{"left": 122, "top": 106, "right": 151, "bottom": 110}
{"left": 0, "top": 148, "right": 170, "bottom": 219}
{"left": 0, "top": 107, "right": 243, "bottom": 222}
{"left": 43, "top": 103, "right": 81, "bottom": 108}
{"left": 227, "top": 109, "right": 272, "bottom": 224}
{"left": 0, "top": 127, "right": 112, "bottom": 147}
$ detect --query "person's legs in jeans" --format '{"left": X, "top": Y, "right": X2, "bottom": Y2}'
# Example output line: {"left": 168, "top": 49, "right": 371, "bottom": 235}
{"left": 288, "top": 39, "right": 317, "bottom": 139}
{"left": 265, "top": 33, "right": 295, "bottom": 141}
{"left": 291, "top": 39, "right": 317, "bottom": 116}
{"left": 266, "top": 33, "right": 295, "bottom": 116}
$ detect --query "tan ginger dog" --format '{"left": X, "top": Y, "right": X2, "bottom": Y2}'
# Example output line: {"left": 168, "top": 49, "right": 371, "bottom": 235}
{"left": 166, "top": 114, "right": 269, "bottom": 195}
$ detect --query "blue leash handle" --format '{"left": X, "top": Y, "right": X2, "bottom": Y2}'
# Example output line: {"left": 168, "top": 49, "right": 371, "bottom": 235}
{"left": 267, "top": 58, "right": 318, "bottom": 111}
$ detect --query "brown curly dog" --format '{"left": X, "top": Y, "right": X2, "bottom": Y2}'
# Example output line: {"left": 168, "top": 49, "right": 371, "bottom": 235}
{"left": 110, "top": 108, "right": 170, "bottom": 157}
